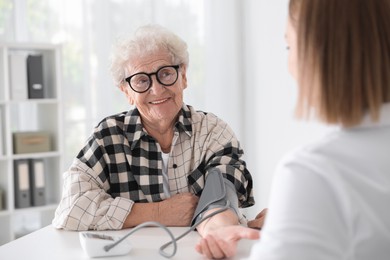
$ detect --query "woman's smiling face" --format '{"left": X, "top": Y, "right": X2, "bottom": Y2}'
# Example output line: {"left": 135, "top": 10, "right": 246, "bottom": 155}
{"left": 121, "top": 50, "right": 187, "bottom": 127}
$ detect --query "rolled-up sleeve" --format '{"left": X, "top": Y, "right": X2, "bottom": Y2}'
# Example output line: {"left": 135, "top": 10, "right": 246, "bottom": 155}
{"left": 52, "top": 161, "right": 134, "bottom": 230}
{"left": 204, "top": 124, "right": 254, "bottom": 208}
{"left": 186, "top": 110, "right": 254, "bottom": 208}
{"left": 207, "top": 142, "right": 254, "bottom": 208}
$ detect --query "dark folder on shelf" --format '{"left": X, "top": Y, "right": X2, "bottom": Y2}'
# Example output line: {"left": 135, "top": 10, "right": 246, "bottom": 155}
{"left": 29, "top": 159, "right": 46, "bottom": 206}
{"left": 14, "top": 159, "right": 31, "bottom": 208}
{"left": 27, "top": 54, "right": 44, "bottom": 99}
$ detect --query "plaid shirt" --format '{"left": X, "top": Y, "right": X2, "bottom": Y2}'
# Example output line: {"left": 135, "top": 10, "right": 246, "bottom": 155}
{"left": 53, "top": 104, "right": 254, "bottom": 230}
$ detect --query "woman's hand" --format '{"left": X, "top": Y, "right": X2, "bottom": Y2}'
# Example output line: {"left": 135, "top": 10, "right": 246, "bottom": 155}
{"left": 247, "top": 208, "right": 268, "bottom": 229}
{"left": 158, "top": 192, "right": 199, "bottom": 226}
{"left": 195, "top": 225, "right": 260, "bottom": 259}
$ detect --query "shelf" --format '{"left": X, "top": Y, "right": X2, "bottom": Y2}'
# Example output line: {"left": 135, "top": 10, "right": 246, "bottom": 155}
{"left": 0, "top": 42, "right": 61, "bottom": 50}
{"left": 0, "top": 43, "right": 63, "bottom": 246}
{"left": 0, "top": 210, "right": 10, "bottom": 217}
{"left": 7, "top": 98, "right": 60, "bottom": 105}
{"left": 14, "top": 203, "right": 58, "bottom": 214}
{"left": 11, "top": 151, "right": 61, "bottom": 160}
{"left": 0, "top": 152, "right": 61, "bottom": 160}
{"left": 0, "top": 206, "right": 57, "bottom": 216}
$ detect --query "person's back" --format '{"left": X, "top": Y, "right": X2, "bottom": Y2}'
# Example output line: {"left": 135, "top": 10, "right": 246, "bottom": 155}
{"left": 247, "top": 0, "right": 390, "bottom": 258}
{"left": 277, "top": 106, "right": 390, "bottom": 259}
{"left": 339, "top": 121, "right": 390, "bottom": 258}
{"left": 194, "top": 1, "right": 390, "bottom": 258}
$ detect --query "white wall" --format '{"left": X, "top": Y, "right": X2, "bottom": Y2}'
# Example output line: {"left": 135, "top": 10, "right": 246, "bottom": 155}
{"left": 197, "top": 0, "right": 331, "bottom": 218}
{"left": 241, "top": 0, "right": 330, "bottom": 217}
{"left": 203, "top": 0, "right": 244, "bottom": 135}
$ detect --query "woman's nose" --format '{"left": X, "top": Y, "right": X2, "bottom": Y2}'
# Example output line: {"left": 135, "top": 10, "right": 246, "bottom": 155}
{"left": 148, "top": 75, "right": 165, "bottom": 93}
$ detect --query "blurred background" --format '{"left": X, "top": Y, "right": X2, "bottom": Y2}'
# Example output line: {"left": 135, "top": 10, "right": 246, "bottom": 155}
{"left": 0, "top": 0, "right": 329, "bottom": 219}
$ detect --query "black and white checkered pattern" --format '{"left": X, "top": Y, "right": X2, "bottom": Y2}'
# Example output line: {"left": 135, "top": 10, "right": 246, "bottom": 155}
{"left": 53, "top": 104, "right": 254, "bottom": 230}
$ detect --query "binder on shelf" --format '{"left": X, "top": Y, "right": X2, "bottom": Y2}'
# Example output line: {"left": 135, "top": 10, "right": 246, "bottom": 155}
{"left": 0, "top": 188, "right": 3, "bottom": 210}
{"left": 14, "top": 159, "right": 31, "bottom": 208}
{"left": 8, "top": 53, "right": 28, "bottom": 100}
{"left": 27, "top": 54, "right": 44, "bottom": 99}
{"left": 0, "top": 109, "right": 3, "bottom": 156}
{"left": 29, "top": 158, "right": 46, "bottom": 206}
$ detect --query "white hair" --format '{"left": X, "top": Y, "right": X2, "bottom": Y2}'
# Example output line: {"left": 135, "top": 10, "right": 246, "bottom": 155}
{"left": 109, "top": 24, "right": 189, "bottom": 88}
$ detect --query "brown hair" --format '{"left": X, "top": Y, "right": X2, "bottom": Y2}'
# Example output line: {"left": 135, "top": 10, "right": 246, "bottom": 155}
{"left": 289, "top": 0, "right": 390, "bottom": 126}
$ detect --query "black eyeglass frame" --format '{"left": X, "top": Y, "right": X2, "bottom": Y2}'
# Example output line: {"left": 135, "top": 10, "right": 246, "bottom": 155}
{"left": 124, "top": 65, "right": 180, "bottom": 93}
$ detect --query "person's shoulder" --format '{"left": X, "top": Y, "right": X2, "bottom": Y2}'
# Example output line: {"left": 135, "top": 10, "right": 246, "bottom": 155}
{"left": 93, "top": 109, "right": 135, "bottom": 137}
{"left": 186, "top": 104, "right": 229, "bottom": 128}
{"left": 96, "top": 111, "right": 128, "bottom": 128}
{"left": 277, "top": 129, "right": 343, "bottom": 178}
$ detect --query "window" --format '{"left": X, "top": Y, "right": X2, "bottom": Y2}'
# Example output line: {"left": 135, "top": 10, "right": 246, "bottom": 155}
{"left": 4, "top": 0, "right": 206, "bottom": 167}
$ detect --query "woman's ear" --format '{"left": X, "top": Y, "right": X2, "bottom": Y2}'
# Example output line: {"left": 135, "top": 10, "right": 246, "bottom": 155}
{"left": 119, "top": 83, "right": 127, "bottom": 93}
{"left": 180, "top": 65, "right": 188, "bottom": 89}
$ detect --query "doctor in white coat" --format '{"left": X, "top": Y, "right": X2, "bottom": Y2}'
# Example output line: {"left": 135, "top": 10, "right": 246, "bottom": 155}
{"left": 195, "top": 0, "right": 390, "bottom": 259}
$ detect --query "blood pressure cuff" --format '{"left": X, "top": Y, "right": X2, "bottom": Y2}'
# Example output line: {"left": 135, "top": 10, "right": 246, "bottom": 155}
{"left": 191, "top": 168, "right": 239, "bottom": 226}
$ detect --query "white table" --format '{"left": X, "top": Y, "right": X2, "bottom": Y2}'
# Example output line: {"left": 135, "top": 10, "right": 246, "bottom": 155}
{"left": 0, "top": 225, "right": 256, "bottom": 259}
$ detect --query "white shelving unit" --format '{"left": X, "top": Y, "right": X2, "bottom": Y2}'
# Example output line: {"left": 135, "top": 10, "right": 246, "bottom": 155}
{"left": 0, "top": 43, "right": 63, "bottom": 245}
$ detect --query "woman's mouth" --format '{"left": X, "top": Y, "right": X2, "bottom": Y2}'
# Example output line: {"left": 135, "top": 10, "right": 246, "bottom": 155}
{"left": 150, "top": 98, "right": 170, "bottom": 105}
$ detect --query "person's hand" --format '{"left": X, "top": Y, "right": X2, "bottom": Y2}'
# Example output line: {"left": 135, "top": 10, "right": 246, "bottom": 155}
{"left": 158, "top": 192, "right": 199, "bottom": 226}
{"left": 247, "top": 208, "right": 268, "bottom": 229}
{"left": 195, "top": 225, "right": 260, "bottom": 259}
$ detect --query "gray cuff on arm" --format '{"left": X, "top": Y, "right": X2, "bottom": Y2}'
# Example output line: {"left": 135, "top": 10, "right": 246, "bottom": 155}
{"left": 191, "top": 168, "right": 241, "bottom": 226}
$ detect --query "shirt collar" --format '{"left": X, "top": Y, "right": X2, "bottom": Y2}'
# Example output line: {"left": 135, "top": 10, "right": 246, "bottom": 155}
{"left": 125, "top": 103, "right": 193, "bottom": 150}
{"left": 175, "top": 103, "right": 193, "bottom": 137}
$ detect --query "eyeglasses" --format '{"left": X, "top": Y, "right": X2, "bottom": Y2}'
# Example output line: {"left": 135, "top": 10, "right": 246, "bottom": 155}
{"left": 125, "top": 65, "right": 180, "bottom": 93}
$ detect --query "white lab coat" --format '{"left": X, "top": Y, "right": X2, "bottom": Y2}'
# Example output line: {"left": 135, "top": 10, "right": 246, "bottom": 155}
{"left": 248, "top": 103, "right": 390, "bottom": 260}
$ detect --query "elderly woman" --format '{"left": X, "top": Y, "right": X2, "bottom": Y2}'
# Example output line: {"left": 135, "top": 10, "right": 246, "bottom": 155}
{"left": 53, "top": 25, "right": 258, "bottom": 236}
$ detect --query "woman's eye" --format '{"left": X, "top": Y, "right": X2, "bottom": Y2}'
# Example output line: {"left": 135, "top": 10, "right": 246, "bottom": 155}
{"left": 161, "top": 71, "right": 172, "bottom": 78}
